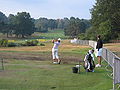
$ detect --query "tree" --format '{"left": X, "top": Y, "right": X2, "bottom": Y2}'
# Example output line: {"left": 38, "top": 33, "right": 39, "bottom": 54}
{"left": 0, "top": 11, "right": 8, "bottom": 34}
{"left": 90, "top": 0, "right": 120, "bottom": 41}
{"left": 48, "top": 19, "right": 57, "bottom": 30}
{"left": 7, "top": 14, "right": 16, "bottom": 37}
{"left": 14, "top": 12, "right": 35, "bottom": 38}
{"left": 64, "top": 17, "right": 91, "bottom": 37}
{"left": 35, "top": 18, "right": 48, "bottom": 32}
{"left": 57, "top": 19, "right": 64, "bottom": 29}
{"left": 0, "top": 11, "right": 8, "bottom": 23}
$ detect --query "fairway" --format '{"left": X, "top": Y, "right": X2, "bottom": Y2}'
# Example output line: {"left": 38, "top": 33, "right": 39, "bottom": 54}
{"left": 0, "top": 40, "right": 112, "bottom": 90}
{"left": 32, "top": 30, "right": 68, "bottom": 39}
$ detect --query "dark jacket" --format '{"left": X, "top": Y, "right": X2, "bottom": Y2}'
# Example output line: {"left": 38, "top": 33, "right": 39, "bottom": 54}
{"left": 96, "top": 39, "right": 103, "bottom": 50}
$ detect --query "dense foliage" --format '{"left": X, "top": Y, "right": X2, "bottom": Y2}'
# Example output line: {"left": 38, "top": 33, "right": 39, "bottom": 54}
{"left": 87, "top": 0, "right": 120, "bottom": 41}
{"left": 0, "top": 10, "right": 91, "bottom": 38}
{"left": 64, "top": 17, "right": 91, "bottom": 37}
{"left": 0, "top": 12, "right": 35, "bottom": 38}
{"left": 0, "top": 39, "right": 45, "bottom": 47}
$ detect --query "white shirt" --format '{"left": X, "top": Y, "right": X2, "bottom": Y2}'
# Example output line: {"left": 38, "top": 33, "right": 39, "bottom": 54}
{"left": 53, "top": 41, "right": 60, "bottom": 49}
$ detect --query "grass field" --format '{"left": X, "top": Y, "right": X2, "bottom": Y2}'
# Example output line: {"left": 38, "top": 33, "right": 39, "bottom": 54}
{"left": 0, "top": 40, "right": 113, "bottom": 90}
{"left": 0, "top": 29, "right": 117, "bottom": 90}
{"left": 32, "top": 29, "right": 68, "bottom": 39}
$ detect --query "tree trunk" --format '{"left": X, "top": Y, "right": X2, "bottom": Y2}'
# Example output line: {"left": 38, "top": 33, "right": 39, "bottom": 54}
{"left": 22, "top": 34, "right": 24, "bottom": 38}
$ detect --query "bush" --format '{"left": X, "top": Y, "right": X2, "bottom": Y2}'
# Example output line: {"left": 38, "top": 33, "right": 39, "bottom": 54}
{"left": 78, "top": 33, "right": 87, "bottom": 40}
{"left": 25, "top": 40, "right": 39, "bottom": 46}
{"left": 7, "top": 42, "right": 19, "bottom": 47}
{"left": 0, "top": 39, "right": 8, "bottom": 47}
{"left": 20, "top": 43, "right": 27, "bottom": 46}
{"left": 37, "top": 43, "right": 45, "bottom": 46}
{"left": 32, "top": 40, "right": 39, "bottom": 46}
{"left": 39, "top": 43, "right": 45, "bottom": 46}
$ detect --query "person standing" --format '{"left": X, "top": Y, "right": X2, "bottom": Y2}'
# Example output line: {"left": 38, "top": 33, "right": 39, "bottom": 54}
{"left": 96, "top": 35, "right": 103, "bottom": 67}
{"left": 52, "top": 38, "right": 61, "bottom": 64}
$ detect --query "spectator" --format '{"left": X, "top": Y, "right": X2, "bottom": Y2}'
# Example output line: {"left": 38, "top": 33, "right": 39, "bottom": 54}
{"left": 96, "top": 35, "right": 103, "bottom": 67}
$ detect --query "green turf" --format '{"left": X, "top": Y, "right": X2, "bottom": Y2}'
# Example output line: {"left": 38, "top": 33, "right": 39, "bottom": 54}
{"left": 0, "top": 38, "right": 113, "bottom": 90}
{"left": 0, "top": 59, "right": 113, "bottom": 90}
{"left": 32, "top": 29, "right": 68, "bottom": 39}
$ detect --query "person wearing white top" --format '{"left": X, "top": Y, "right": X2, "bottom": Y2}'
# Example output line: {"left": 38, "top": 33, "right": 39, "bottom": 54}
{"left": 52, "top": 38, "right": 61, "bottom": 64}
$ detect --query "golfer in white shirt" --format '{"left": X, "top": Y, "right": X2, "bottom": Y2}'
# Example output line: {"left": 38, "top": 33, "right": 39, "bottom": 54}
{"left": 52, "top": 38, "right": 61, "bottom": 64}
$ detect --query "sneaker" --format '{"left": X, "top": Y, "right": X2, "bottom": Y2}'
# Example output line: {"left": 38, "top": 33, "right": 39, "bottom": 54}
{"left": 58, "top": 60, "right": 61, "bottom": 64}
{"left": 53, "top": 62, "right": 58, "bottom": 64}
{"left": 96, "top": 64, "right": 101, "bottom": 67}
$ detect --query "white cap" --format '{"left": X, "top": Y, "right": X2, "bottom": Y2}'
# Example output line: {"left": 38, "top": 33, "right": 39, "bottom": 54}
{"left": 58, "top": 38, "right": 61, "bottom": 41}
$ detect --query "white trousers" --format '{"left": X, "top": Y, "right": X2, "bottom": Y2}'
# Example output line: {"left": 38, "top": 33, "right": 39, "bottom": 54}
{"left": 52, "top": 48, "right": 59, "bottom": 59}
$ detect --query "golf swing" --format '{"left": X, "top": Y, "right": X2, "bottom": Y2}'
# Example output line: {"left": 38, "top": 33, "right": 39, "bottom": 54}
{"left": 52, "top": 38, "right": 61, "bottom": 64}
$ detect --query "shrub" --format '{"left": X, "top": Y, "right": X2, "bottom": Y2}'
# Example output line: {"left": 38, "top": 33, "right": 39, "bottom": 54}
{"left": 7, "top": 42, "right": 19, "bottom": 47}
{"left": 39, "top": 43, "right": 45, "bottom": 46}
{"left": 0, "top": 39, "right": 8, "bottom": 47}
{"left": 32, "top": 40, "right": 39, "bottom": 46}
{"left": 25, "top": 40, "right": 39, "bottom": 46}
{"left": 37, "top": 43, "right": 45, "bottom": 46}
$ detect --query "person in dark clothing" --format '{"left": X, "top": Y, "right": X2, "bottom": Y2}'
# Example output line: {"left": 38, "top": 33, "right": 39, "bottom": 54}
{"left": 96, "top": 35, "right": 103, "bottom": 67}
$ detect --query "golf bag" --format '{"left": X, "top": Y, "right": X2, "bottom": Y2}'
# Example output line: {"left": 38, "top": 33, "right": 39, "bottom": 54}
{"left": 84, "top": 53, "right": 95, "bottom": 72}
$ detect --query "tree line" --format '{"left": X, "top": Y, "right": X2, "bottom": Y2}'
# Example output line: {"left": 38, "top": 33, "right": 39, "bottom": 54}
{"left": 0, "top": 0, "right": 120, "bottom": 42}
{"left": 0, "top": 12, "right": 35, "bottom": 38}
{"left": 0, "top": 11, "right": 90, "bottom": 38}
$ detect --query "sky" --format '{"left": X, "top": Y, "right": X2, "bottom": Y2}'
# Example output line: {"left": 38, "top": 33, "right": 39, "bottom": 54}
{"left": 0, "top": 0, "right": 95, "bottom": 19}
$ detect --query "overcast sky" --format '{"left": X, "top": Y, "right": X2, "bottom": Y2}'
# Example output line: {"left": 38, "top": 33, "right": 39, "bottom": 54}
{"left": 0, "top": 0, "right": 95, "bottom": 19}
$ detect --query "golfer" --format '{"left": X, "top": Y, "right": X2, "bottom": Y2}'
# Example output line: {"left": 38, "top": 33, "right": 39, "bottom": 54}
{"left": 52, "top": 38, "right": 61, "bottom": 64}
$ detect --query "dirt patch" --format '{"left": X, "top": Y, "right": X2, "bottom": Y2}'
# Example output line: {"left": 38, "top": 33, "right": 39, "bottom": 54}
{"left": 0, "top": 40, "right": 88, "bottom": 63}
{"left": 0, "top": 52, "right": 51, "bottom": 61}
{"left": 0, "top": 40, "right": 90, "bottom": 66}
{"left": 0, "top": 51, "right": 84, "bottom": 64}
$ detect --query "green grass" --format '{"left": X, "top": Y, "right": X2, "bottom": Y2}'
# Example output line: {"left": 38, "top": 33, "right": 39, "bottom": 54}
{"left": 0, "top": 40, "right": 113, "bottom": 90}
{"left": 0, "top": 60, "right": 113, "bottom": 90}
{"left": 1, "top": 29, "right": 68, "bottom": 42}
{"left": 32, "top": 29, "right": 68, "bottom": 39}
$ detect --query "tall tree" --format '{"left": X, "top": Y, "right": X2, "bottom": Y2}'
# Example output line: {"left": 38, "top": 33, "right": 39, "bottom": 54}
{"left": 0, "top": 11, "right": 8, "bottom": 23}
{"left": 48, "top": 19, "right": 57, "bottom": 30}
{"left": 0, "top": 11, "right": 8, "bottom": 34}
{"left": 35, "top": 18, "right": 48, "bottom": 32}
{"left": 91, "top": 0, "right": 120, "bottom": 41}
{"left": 7, "top": 14, "right": 16, "bottom": 37}
{"left": 57, "top": 19, "right": 64, "bottom": 29}
{"left": 14, "top": 12, "right": 35, "bottom": 38}
{"left": 64, "top": 17, "right": 91, "bottom": 37}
